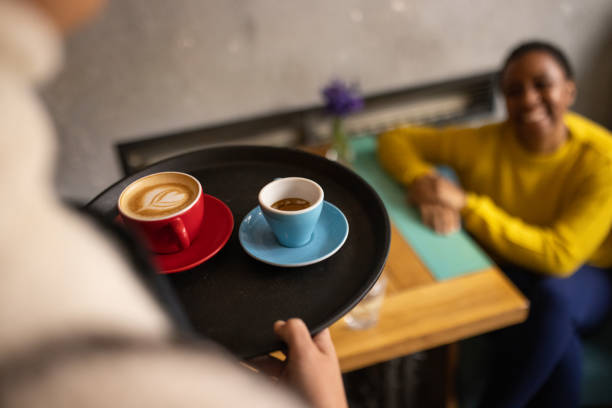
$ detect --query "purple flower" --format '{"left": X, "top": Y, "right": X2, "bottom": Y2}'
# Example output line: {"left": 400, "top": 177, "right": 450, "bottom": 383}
{"left": 322, "top": 80, "right": 364, "bottom": 117}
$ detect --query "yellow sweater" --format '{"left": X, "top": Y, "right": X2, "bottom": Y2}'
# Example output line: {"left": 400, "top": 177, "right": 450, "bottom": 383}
{"left": 378, "top": 113, "right": 612, "bottom": 277}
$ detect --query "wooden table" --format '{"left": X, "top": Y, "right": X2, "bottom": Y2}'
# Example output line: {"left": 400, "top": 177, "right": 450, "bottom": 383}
{"left": 330, "top": 224, "right": 529, "bottom": 373}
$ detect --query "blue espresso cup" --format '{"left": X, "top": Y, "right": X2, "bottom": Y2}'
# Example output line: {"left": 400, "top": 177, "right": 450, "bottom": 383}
{"left": 258, "top": 177, "right": 324, "bottom": 247}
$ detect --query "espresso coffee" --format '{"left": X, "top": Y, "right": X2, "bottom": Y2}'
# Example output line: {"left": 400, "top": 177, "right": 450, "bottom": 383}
{"left": 259, "top": 177, "right": 323, "bottom": 247}
{"left": 271, "top": 197, "right": 311, "bottom": 211}
{"left": 119, "top": 173, "right": 199, "bottom": 220}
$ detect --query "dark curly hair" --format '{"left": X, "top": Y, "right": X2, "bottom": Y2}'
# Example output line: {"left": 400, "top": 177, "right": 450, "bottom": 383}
{"left": 500, "top": 41, "right": 574, "bottom": 81}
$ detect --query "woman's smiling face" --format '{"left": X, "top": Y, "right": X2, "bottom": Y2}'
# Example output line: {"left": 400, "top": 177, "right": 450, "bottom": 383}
{"left": 501, "top": 50, "right": 576, "bottom": 153}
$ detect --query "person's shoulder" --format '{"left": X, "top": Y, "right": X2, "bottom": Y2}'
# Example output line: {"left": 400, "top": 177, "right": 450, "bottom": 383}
{"left": 566, "top": 112, "right": 612, "bottom": 163}
{"left": 566, "top": 112, "right": 612, "bottom": 139}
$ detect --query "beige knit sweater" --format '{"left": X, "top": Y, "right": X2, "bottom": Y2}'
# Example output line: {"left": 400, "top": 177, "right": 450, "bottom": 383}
{"left": 0, "top": 2, "right": 304, "bottom": 406}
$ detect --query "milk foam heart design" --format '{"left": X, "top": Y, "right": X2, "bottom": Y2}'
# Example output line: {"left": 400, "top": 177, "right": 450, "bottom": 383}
{"left": 118, "top": 172, "right": 203, "bottom": 254}
{"left": 131, "top": 183, "right": 194, "bottom": 217}
{"left": 139, "top": 187, "right": 189, "bottom": 212}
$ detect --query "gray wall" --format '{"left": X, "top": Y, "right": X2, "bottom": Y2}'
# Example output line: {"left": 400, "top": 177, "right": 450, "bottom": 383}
{"left": 42, "top": 0, "right": 612, "bottom": 202}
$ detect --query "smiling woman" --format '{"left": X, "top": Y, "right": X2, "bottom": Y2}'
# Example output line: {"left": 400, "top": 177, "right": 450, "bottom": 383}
{"left": 377, "top": 41, "right": 612, "bottom": 408}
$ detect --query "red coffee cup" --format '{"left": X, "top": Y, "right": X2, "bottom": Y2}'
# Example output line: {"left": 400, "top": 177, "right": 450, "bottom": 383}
{"left": 117, "top": 172, "right": 204, "bottom": 254}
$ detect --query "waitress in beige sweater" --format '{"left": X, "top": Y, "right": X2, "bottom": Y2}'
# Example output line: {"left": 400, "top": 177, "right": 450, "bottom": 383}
{"left": 0, "top": 1, "right": 347, "bottom": 407}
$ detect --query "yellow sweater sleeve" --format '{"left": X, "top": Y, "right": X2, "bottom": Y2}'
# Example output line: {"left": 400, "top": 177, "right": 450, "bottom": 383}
{"left": 462, "top": 161, "right": 612, "bottom": 277}
{"left": 377, "top": 126, "right": 479, "bottom": 186}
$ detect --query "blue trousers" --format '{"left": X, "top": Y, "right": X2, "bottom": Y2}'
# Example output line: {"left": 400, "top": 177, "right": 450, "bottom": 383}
{"left": 479, "top": 263, "right": 612, "bottom": 408}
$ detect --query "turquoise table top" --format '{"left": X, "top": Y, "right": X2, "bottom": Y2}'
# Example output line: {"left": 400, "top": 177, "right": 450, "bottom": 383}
{"left": 350, "top": 136, "right": 492, "bottom": 281}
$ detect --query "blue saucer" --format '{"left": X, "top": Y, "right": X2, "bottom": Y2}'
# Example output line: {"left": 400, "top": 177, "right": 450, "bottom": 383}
{"left": 239, "top": 201, "right": 349, "bottom": 267}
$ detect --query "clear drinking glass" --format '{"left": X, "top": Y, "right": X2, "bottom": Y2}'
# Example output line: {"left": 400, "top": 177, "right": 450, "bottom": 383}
{"left": 344, "top": 275, "right": 388, "bottom": 330}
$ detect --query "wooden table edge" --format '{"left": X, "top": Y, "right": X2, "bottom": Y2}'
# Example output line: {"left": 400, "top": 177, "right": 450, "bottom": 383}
{"left": 331, "top": 267, "right": 529, "bottom": 372}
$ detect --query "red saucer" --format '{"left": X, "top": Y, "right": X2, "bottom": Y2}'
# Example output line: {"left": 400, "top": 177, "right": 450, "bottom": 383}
{"left": 117, "top": 194, "right": 234, "bottom": 274}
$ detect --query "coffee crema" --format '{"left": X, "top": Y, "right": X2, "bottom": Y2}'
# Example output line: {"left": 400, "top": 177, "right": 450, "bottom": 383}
{"left": 271, "top": 197, "right": 311, "bottom": 211}
{"left": 125, "top": 182, "right": 196, "bottom": 218}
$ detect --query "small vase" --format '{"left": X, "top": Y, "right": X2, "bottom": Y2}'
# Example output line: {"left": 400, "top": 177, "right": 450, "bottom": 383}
{"left": 325, "top": 117, "right": 354, "bottom": 166}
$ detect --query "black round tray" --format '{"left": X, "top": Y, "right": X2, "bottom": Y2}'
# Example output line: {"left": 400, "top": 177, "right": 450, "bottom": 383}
{"left": 88, "top": 145, "right": 390, "bottom": 358}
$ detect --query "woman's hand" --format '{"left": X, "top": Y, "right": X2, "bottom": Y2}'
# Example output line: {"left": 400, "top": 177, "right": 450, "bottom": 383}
{"left": 409, "top": 173, "right": 467, "bottom": 211}
{"left": 274, "top": 319, "right": 348, "bottom": 408}
{"left": 418, "top": 203, "right": 461, "bottom": 235}
{"left": 409, "top": 173, "right": 465, "bottom": 234}
{"left": 246, "top": 319, "right": 347, "bottom": 408}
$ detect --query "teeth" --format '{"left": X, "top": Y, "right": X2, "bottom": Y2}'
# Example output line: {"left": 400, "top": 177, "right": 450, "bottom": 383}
{"left": 523, "top": 110, "right": 546, "bottom": 123}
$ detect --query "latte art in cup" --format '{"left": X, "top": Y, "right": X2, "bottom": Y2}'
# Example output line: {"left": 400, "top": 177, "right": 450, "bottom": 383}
{"left": 119, "top": 172, "right": 200, "bottom": 221}
{"left": 117, "top": 171, "right": 205, "bottom": 254}
{"left": 127, "top": 183, "right": 196, "bottom": 218}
